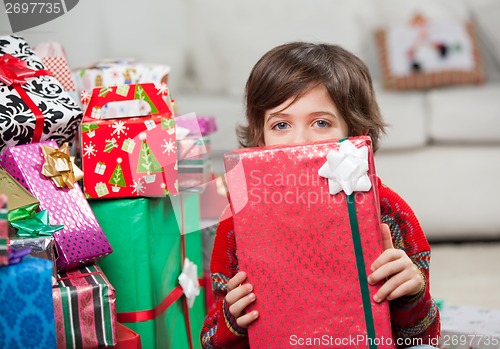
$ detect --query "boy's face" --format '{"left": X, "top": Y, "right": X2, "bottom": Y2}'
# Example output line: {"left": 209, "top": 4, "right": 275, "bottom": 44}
{"left": 262, "top": 85, "right": 349, "bottom": 146}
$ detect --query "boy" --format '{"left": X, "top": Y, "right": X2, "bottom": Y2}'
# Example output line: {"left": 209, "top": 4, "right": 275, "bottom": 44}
{"left": 201, "top": 42, "right": 440, "bottom": 349}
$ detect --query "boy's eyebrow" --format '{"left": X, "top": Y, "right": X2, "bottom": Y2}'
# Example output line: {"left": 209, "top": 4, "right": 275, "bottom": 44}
{"left": 266, "top": 111, "right": 339, "bottom": 123}
{"left": 266, "top": 113, "right": 289, "bottom": 122}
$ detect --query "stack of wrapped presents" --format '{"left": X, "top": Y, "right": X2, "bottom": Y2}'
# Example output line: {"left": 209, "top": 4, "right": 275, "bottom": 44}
{"left": 3, "top": 32, "right": 455, "bottom": 349}
{"left": 0, "top": 35, "right": 210, "bottom": 349}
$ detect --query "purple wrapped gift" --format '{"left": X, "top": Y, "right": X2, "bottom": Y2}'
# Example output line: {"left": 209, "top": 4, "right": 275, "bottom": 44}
{"left": 0, "top": 141, "right": 113, "bottom": 271}
{"left": 175, "top": 115, "right": 217, "bottom": 136}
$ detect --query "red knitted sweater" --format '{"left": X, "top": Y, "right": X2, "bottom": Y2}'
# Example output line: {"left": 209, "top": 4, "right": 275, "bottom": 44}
{"left": 201, "top": 178, "right": 440, "bottom": 349}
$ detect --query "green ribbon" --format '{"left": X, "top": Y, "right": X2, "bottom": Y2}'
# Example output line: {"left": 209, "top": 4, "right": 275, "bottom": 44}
{"left": 7, "top": 203, "right": 39, "bottom": 222}
{"left": 10, "top": 209, "right": 64, "bottom": 238}
{"left": 339, "top": 137, "right": 377, "bottom": 349}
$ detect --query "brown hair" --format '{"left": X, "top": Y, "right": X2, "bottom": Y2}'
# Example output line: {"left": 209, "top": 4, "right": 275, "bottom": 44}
{"left": 237, "top": 42, "right": 386, "bottom": 151}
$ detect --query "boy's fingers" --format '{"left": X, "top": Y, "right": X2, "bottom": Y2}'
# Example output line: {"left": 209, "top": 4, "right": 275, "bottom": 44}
{"left": 236, "top": 310, "right": 259, "bottom": 329}
{"left": 373, "top": 270, "right": 408, "bottom": 303}
{"left": 229, "top": 292, "right": 256, "bottom": 318}
{"left": 380, "top": 223, "right": 394, "bottom": 250}
{"left": 226, "top": 283, "right": 253, "bottom": 306}
{"left": 369, "top": 257, "right": 405, "bottom": 285}
{"left": 386, "top": 280, "right": 420, "bottom": 301}
{"left": 370, "top": 249, "right": 403, "bottom": 273}
{"left": 227, "top": 271, "right": 247, "bottom": 292}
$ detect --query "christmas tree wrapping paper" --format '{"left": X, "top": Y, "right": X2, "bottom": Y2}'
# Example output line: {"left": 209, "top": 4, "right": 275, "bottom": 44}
{"left": 73, "top": 61, "right": 170, "bottom": 100}
{"left": 0, "top": 256, "right": 57, "bottom": 349}
{"left": 52, "top": 264, "right": 117, "bottom": 349}
{"left": 224, "top": 136, "right": 395, "bottom": 349}
{"left": 0, "top": 141, "right": 113, "bottom": 271}
{"left": 0, "top": 35, "right": 83, "bottom": 153}
{"left": 90, "top": 194, "right": 205, "bottom": 349}
{"left": 81, "top": 83, "right": 178, "bottom": 199}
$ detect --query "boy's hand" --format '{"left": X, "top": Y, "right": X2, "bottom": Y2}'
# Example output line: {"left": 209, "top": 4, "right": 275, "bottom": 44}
{"left": 226, "top": 271, "right": 259, "bottom": 328}
{"left": 368, "top": 224, "right": 424, "bottom": 303}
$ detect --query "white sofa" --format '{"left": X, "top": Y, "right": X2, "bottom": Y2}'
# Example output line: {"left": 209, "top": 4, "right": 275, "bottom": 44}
{"left": 5, "top": 0, "right": 500, "bottom": 241}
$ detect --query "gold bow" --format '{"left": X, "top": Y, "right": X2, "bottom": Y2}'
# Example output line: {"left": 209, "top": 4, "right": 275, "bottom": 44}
{"left": 41, "top": 144, "right": 84, "bottom": 189}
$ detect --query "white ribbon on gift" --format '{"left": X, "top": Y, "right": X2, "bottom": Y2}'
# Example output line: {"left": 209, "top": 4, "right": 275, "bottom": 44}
{"left": 178, "top": 258, "right": 200, "bottom": 308}
{"left": 318, "top": 140, "right": 372, "bottom": 195}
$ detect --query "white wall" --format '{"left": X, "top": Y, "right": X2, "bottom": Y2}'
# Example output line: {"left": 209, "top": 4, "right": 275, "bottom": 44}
{"left": 1, "top": 0, "right": 188, "bottom": 92}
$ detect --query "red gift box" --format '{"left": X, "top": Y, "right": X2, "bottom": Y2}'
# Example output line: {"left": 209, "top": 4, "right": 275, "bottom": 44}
{"left": 81, "top": 83, "right": 178, "bottom": 199}
{"left": 111, "top": 323, "right": 142, "bottom": 349}
{"left": 200, "top": 175, "right": 229, "bottom": 220}
{"left": 224, "top": 136, "right": 395, "bottom": 349}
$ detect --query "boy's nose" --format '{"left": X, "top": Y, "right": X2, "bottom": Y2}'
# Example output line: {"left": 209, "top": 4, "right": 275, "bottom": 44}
{"left": 291, "top": 130, "right": 312, "bottom": 145}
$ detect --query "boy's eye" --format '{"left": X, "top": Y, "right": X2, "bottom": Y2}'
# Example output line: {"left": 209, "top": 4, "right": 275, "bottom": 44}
{"left": 314, "top": 120, "right": 331, "bottom": 128}
{"left": 272, "top": 122, "right": 290, "bottom": 130}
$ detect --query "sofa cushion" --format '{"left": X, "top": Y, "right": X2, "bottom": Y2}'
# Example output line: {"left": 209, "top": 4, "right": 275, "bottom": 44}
{"left": 375, "top": 146, "right": 500, "bottom": 240}
{"left": 376, "top": 86, "right": 428, "bottom": 150}
{"left": 428, "top": 83, "right": 500, "bottom": 143}
{"left": 188, "top": 0, "right": 375, "bottom": 96}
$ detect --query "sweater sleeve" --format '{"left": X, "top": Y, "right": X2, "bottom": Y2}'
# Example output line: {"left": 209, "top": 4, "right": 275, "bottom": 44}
{"left": 200, "top": 206, "right": 250, "bottom": 349}
{"left": 377, "top": 179, "right": 441, "bottom": 347}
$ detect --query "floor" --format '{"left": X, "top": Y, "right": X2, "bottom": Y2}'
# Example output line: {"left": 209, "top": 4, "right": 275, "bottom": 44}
{"left": 429, "top": 242, "right": 500, "bottom": 310}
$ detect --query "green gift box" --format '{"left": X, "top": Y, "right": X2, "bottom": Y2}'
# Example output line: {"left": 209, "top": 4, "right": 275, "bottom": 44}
{"left": 90, "top": 194, "right": 205, "bottom": 349}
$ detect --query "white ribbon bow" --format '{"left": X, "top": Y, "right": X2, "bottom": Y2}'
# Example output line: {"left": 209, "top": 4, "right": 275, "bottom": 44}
{"left": 318, "top": 140, "right": 372, "bottom": 195}
{"left": 178, "top": 258, "right": 200, "bottom": 308}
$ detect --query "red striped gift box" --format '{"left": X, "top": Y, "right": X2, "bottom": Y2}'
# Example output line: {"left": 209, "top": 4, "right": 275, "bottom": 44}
{"left": 53, "top": 264, "right": 117, "bottom": 348}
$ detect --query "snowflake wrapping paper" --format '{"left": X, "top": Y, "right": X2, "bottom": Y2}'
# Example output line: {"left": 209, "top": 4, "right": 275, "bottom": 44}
{"left": 81, "top": 83, "right": 178, "bottom": 199}
{"left": 0, "top": 35, "right": 83, "bottom": 153}
{"left": 0, "top": 141, "right": 113, "bottom": 271}
{"left": 224, "top": 136, "right": 395, "bottom": 349}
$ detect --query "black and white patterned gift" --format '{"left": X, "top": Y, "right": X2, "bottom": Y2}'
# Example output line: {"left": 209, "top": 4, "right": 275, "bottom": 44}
{"left": 0, "top": 35, "right": 82, "bottom": 153}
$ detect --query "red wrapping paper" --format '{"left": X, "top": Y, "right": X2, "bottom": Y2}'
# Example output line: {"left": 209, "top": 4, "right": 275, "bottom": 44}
{"left": 224, "top": 136, "right": 395, "bottom": 349}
